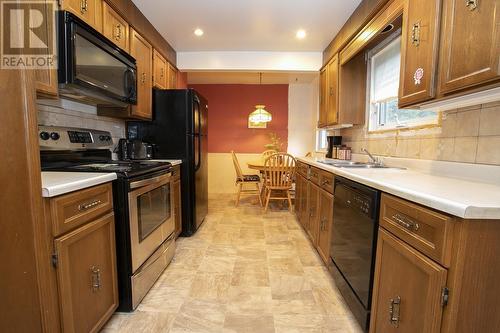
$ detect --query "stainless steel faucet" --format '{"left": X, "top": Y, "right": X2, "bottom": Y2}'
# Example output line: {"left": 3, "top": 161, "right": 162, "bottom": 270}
{"left": 362, "top": 148, "right": 382, "bottom": 165}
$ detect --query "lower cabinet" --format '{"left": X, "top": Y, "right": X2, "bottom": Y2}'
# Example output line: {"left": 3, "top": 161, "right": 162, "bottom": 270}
{"left": 44, "top": 183, "right": 118, "bottom": 333}
{"left": 306, "top": 182, "right": 320, "bottom": 244}
{"left": 55, "top": 212, "right": 118, "bottom": 333}
{"left": 317, "top": 189, "right": 334, "bottom": 263}
{"left": 173, "top": 165, "right": 182, "bottom": 237}
{"left": 370, "top": 228, "right": 447, "bottom": 333}
{"left": 294, "top": 163, "right": 334, "bottom": 265}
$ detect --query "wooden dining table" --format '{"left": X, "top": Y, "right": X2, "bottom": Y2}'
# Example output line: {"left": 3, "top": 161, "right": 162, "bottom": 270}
{"left": 247, "top": 158, "right": 267, "bottom": 172}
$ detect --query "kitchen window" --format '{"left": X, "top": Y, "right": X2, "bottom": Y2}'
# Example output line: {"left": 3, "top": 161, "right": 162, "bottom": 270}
{"left": 367, "top": 34, "right": 438, "bottom": 132}
{"left": 316, "top": 129, "right": 328, "bottom": 152}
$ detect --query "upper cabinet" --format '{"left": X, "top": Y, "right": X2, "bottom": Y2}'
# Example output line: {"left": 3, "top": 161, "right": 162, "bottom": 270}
{"left": 326, "top": 55, "right": 339, "bottom": 126}
{"left": 398, "top": 0, "right": 441, "bottom": 107}
{"left": 36, "top": 0, "right": 58, "bottom": 97}
{"left": 102, "top": 2, "right": 129, "bottom": 52}
{"left": 438, "top": 0, "right": 500, "bottom": 94}
{"left": 60, "top": 0, "right": 102, "bottom": 32}
{"left": 153, "top": 49, "right": 168, "bottom": 89}
{"left": 318, "top": 67, "right": 328, "bottom": 128}
{"left": 168, "top": 64, "right": 177, "bottom": 89}
{"left": 130, "top": 29, "right": 153, "bottom": 120}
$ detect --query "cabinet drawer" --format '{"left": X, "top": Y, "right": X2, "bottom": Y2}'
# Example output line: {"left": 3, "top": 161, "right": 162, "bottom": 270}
{"left": 172, "top": 165, "right": 181, "bottom": 181}
{"left": 380, "top": 193, "right": 454, "bottom": 266}
{"left": 319, "top": 170, "right": 334, "bottom": 194}
{"left": 309, "top": 166, "right": 321, "bottom": 185}
{"left": 297, "top": 161, "right": 309, "bottom": 177}
{"left": 50, "top": 183, "right": 113, "bottom": 237}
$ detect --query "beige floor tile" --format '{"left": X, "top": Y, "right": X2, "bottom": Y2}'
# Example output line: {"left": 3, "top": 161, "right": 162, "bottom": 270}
{"left": 189, "top": 272, "right": 232, "bottom": 302}
{"left": 223, "top": 314, "right": 275, "bottom": 333}
{"left": 106, "top": 194, "right": 361, "bottom": 332}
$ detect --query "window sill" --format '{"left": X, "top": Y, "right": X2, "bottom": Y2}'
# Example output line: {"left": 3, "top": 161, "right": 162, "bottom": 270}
{"left": 368, "top": 120, "right": 441, "bottom": 134}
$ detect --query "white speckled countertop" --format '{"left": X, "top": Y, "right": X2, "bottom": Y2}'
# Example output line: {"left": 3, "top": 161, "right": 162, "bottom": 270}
{"left": 41, "top": 172, "right": 117, "bottom": 198}
{"left": 298, "top": 157, "right": 500, "bottom": 220}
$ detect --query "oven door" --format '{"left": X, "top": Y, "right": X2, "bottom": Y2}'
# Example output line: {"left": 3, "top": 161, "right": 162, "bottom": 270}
{"left": 128, "top": 172, "right": 174, "bottom": 272}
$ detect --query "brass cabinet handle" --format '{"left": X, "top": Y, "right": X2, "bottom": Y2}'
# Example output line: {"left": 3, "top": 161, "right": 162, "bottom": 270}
{"left": 389, "top": 296, "right": 401, "bottom": 327}
{"left": 91, "top": 266, "right": 101, "bottom": 292}
{"left": 322, "top": 179, "right": 330, "bottom": 186}
{"left": 160, "top": 67, "right": 164, "bottom": 78}
{"left": 466, "top": 0, "right": 478, "bottom": 11}
{"left": 80, "top": 0, "right": 87, "bottom": 14}
{"left": 329, "top": 87, "right": 334, "bottom": 96}
{"left": 391, "top": 213, "right": 420, "bottom": 232}
{"left": 141, "top": 72, "right": 146, "bottom": 83}
{"left": 411, "top": 22, "right": 421, "bottom": 47}
{"left": 115, "top": 24, "right": 122, "bottom": 40}
{"left": 78, "top": 199, "right": 101, "bottom": 211}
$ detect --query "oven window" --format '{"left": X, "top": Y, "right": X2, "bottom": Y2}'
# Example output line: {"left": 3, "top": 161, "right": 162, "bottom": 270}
{"left": 137, "top": 183, "right": 171, "bottom": 241}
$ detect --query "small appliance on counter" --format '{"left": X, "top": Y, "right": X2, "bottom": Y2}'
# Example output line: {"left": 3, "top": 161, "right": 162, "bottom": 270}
{"left": 117, "top": 139, "right": 154, "bottom": 160}
{"left": 326, "top": 135, "right": 342, "bottom": 158}
{"left": 39, "top": 126, "right": 175, "bottom": 312}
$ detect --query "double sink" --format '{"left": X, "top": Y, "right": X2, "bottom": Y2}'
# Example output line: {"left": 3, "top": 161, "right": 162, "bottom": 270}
{"left": 318, "top": 160, "right": 400, "bottom": 169}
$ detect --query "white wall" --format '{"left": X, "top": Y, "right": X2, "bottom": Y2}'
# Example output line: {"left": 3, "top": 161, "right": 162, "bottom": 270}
{"left": 177, "top": 51, "right": 322, "bottom": 71}
{"left": 287, "top": 77, "right": 319, "bottom": 157}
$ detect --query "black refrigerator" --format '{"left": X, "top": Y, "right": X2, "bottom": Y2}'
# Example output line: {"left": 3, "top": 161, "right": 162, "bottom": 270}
{"left": 127, "top": 89, "right": 208, "bottom": 236}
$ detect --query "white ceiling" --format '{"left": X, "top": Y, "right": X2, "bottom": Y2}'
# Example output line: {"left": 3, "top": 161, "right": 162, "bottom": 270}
{"left": 132, "top": 0, "right": 362, "bottom": 52}
{"left": 187, "top": 71, "right": 318, "bottom": 84}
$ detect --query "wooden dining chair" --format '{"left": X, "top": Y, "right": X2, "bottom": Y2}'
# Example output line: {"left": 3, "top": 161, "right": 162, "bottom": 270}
{"left": 231, "top": 151, "right": 263, "bottom": 207}
{"left": 262, "top": 153, "right": 296, "bottom": 212}
{"left": 262, "top": 149, "right": 277, "bottom": 159}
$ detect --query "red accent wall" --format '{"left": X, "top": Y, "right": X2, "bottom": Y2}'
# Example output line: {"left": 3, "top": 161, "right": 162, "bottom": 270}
{"left": 188, "top": 84, "right": 288, "bottom": 153}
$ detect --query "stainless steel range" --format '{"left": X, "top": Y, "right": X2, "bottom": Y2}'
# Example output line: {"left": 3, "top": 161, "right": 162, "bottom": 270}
{"left": 39, "top": 126, "right": 176, "bottom": 311}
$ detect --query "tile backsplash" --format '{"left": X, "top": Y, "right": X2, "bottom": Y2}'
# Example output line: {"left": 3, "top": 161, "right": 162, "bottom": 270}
{"left": 339, "top": 102, "right": 500, "bottom": 165}
{"left": 37, "top": 98, "right": 126, "bottom": 152}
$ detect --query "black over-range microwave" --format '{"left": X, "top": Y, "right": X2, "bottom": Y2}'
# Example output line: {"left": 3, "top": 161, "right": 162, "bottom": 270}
{"left": 58, "top": 11, "right": 137, "bottom": 107}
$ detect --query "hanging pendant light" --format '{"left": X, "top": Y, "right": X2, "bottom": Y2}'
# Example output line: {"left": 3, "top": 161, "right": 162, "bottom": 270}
{"left": 248, "top": 73, "right": 272, "bottom": 123}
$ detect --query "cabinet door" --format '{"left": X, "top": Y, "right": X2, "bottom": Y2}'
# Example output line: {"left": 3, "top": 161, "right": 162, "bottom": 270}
{"left": 173, "top": 178, "right": 182, "bottom": 237}
{"left": 306, "top": 182, "right": 320, "bottom": 245}
{"left": 326, "top": 55, "right": 339, "bottom": 126}
{"left": 130, "top": 29, "right": 153, "bottom": 120}
{"left": 399, "top": 0, "right": 441, "bottom": 107}
{"left": 168, "top": 63, "right": 177, "bottom": 89}
{"left": 102, "top": 2, "right": 128, "bottom": 52}
{"left": 295, "top": 174, "right": 303, "bottom": 222}
{"left": 439, "top": 0, "right": 500, "bottom": 94}
{"left": 299, "top": 176, "right": 310, "bottom": 230}
{"left": 369, "top": 229, "right": 447, "bottom": 333}
{"left": 318, "top": 67, "right": 328, "bottom": 128}
{"left": 55, "top": 213, "right": 118, "bottom": 333}
{"left": 317, "top": 188, "right": 333, "bottom": 263}
{"left": 153, "top": 50, "right": 167, "bottom": 89}
{"left": 35, "top": 0, "right": 57, "bottom": 97}
{"left": 60, "top": 0, "right": 102, "bottom": 32}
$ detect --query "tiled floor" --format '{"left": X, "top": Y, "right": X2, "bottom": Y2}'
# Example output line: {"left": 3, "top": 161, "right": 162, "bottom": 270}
{"left": 102, "top": 194, "right": 362, "bottom": 333}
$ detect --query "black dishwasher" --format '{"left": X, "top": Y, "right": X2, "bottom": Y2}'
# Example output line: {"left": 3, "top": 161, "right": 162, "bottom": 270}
{"left": 329, "top": 176, "right": 380, "bottom": 332}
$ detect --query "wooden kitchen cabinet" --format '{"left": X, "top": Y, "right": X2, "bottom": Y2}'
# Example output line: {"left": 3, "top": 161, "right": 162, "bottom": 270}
{"left": 102, "top": 2, "right": 129, "bottom": 52}
{"left": 60, "top": 0, "right": 102, "bottom": 32}
{"left": 317, "top": 187, "right": 334, "bottom": 263}
{"left": 168, "top": 63, "right": 177, "bottom": 89}
{"left": 398, "top": 0, "right": 441, "bottom": 107}
{"left": 306, "top": 182, "right": 320, "bottom": 245}
{"left": 35, "top": 0, "right": 58, "bottom": 97}
{"left": 153, "top": 49, "right": 168, "bottom": 89}
{"left": 326, "top": 55, "right": 339, "bottom": 125}
{"left": 318, "top": 67, "right": 328, "bottom": 128}
{"left": 130, "top": 28, "right": 153, "bottom": 119}
{"left": 370, "top": 228, "right": 447, "bottom": 333}
{"left": 439, "top": 0, "right": 500, "bottom": 94}
{"left": 296, "top": 173, "right": 309, "bottom": 230}
{"left": 172, "top": 165, "right": 182, "bottom": 237}
{"left": 55, "top": 212, "right": 118, "bottom": 333}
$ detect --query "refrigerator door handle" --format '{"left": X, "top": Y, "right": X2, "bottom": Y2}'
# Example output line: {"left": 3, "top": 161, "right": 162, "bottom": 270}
{"left": 195, "top": 134, "right": 202, "bottom": 171}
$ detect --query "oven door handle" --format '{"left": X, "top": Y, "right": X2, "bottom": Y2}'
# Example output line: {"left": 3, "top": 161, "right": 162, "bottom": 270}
{"left": 130, "top": 172, "right": 172, "bottom": 189}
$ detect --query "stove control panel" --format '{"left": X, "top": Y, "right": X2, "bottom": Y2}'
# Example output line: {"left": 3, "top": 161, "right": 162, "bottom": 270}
{"left": 38, "top": 126, "right": 114, "bottom": 150}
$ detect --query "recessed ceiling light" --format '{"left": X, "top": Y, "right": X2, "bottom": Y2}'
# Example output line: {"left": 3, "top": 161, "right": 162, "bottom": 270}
{"left": 296, "top": 29, "right": 306, "bottom": 39}
{"left": 194, "top": 28, "right": 204, "bottom": 37}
